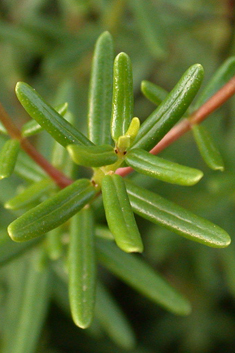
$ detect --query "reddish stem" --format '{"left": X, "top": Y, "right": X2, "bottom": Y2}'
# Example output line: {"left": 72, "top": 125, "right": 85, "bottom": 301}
{"left": 0, "top": 103, "right": 73, "bottom": 188}
{"left": 116, "top": 75, "right": 235, "bottom": 177}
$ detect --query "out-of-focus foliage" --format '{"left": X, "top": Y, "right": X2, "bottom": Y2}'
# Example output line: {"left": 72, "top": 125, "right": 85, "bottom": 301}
{"left": 1, "top": 1, "right": 235, "bottom": 352}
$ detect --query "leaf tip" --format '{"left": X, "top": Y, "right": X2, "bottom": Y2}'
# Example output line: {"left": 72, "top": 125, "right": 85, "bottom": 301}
{"left": 72, "top": 315, "right": 93, "bottom": 329}
{"left": 194, "top": 170, "right": 204, "bottom": 184}
{"left": 117, "top": 240, "right": 144, "bottom": 254}
{"left": 7, "top": 223, "right": 17, "bottom": 242}
{"left": 15, "top": 81, "right": 24, "bottom": 93}
{"left": 221, "top": 233, "right": 231, "bottom": 248}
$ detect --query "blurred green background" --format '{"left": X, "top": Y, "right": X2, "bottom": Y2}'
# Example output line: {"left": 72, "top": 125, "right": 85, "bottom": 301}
{"left": 1, "top": 0, "right": 235, "bottom": 352}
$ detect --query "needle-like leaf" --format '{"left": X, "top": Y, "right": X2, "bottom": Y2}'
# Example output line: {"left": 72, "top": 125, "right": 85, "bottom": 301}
{"left": 111, "top": 52, "right": 133, "bottom": 142}
{"left": 125, "top": 148, "right": 203, "bottom": 185}
{"left": 21, "top": 102, "right": 68, "bottom": 137}
{"left": 5, "top": 178, "right": 57, "bottom": 210}
{"left": 0, "top": 139, "right": 20, "bottom": 179}
{"left": 88, "top": 31, "right": 114, "bottom": 145}
{"left": 8, "top": 179, "right": 97, "bottom": 242}
{"left": 192, "top": 124, "right": 224, "bottom": 171}
{"left": 15, "top": 82, "right": 93, "bottom": 147}
{"left": 126, "top": 180, "right": 231, "bottom": 248}
{"left": 96, "top": 238, "right": 191, "bottom": 316}
{"left": 102, "top": 174, "right": 143, "bottom": 253}
{"left": 193, "top": 56, "right": 235, "bottom": 109}
{"left": 69, "top": 206, "right": 96, "bottom": 329}
{"left": 67, "top": 144, "right": 117, "bottom": 167}
{"left": 141, "top": 80, "right": 168, "bottom": 105}
{"left": 132, "top": 64, "right": 204, "bottom": 151}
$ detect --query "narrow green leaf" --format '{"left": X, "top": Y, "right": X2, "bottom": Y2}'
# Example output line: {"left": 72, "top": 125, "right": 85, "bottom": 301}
{"left": 125, "top": 148, "right": 203, "bottom": 185}
{"left": 95, "top": 282, "right": 136, "bottom": 349}
{"left": 125, "top": 117, "right": 140, "bottom": 144}
{"left": 3, "top": 254, "right": 51, "bottom": 353}
{"left": 0, "top": 139, "right": 20, "bottom": 179}
{"left": 192, "top": 124, "right": 224, "bottom": 171}
{"left": 111, "top": 52, "right": 134, "bottom": 142}
{"left": 15, "top": 150, "right": 46, "bottom": 182}
{"left": 46, "top": 227, "right": 63, "bottom": 260}
{"left": 69, "top": 206, "right": 96, "bottom": 329}
{"left": 194, "top": 56, "right": 235, "bottom": 109}
{"left": 95, "top": 225, "right": 114, "bottom": 240}
{"left": 5, "top": 178, "right": 57, "bottom": 210}
{"left": 15, "top": 82, "right": 93, "bottom": 147}
{"left": 45, "top": 227, "right": 63, "bottom": 260}
{"left": 21, "top": 120, "right": 44, "bottom": 137}
{"left": 51, "top": 111, "right": 75, "bottom": 175}
{"left": 8, "top": 179, "right": 97, "bottom": 242}
{"left": 3, "top": 258, "right": 29, "bottom": 351}
{"left": 141, "top": 80, "right": 168, "bottom": 105}
{"left": 125, "top": 180, "right": 231, "bottom": 248}
{"left": 88, "top": 31, "right": 114, "bottom": 145}
{"left": 129, "top": 0, "right": 167, "bottom": 59}
{"left": 67, "top": 144, "right": 117, "bottom": 167}
{"left": 21, "top": 102, "right": 68, "bottom": 137}
{"left": 101, "top": 174, "right": 143, "bottom": 253}
{"left": 0, "top": 230, "right": 40, "bottom": 266}
{"left": 132, "top": 64, "right": 204, "bottom": 151}
{"left": 96, "top": 238, "right": 191, "bottom": 316}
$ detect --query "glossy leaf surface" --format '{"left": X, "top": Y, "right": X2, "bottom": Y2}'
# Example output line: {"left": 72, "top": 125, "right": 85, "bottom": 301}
{"left": 126, "top": 180, "right": 231, "bottom": 248}
{"left": 125, "top": 148, "right": 203, "bottom": 185}
{"left": 125, "top": 117, "right": 140, "bottom": 144}
{"left": 67, "top": 144, "right": 117, "bottom": 167}
{"left": 5, "top": 178, "right": 57, "bottom": 210}
{"left": 96, "top": 238, "right": 191, "bottom": 315}
{"left": 69, "top": 207, "right": 96, "bottom": 329}
{"left": 102, "top": 174, "right": 143, "bottom": 253}
{"left": 88, "top": 31, "right": 114, "bottom": 145}
{"left": 0, "top": 139, "right": 20, "bottom": 179}
{"left": 111, "top": 52, "right": 133, "bottom": 142}
{"left": 192, "top": 124, "right": 224, "bottom": 171}
{"left": 15, "top": 82, "right": 93, "bottom": 147}
{"left": 8, "top": 179, "right": 97, "bottom": 242}
{"left": 132, "top": 64, "right": 204, "bottom": 151}
{"left": 21, "top": 102, "right": 68, "bottom": 137}
{"left": 141, "top": 80, "right": 168, "bottom": 105}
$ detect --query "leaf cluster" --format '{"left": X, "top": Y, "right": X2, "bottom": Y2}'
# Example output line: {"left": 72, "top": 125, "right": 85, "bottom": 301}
{"left": 0, "top": 6, "right": 234, "bottom": 351}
